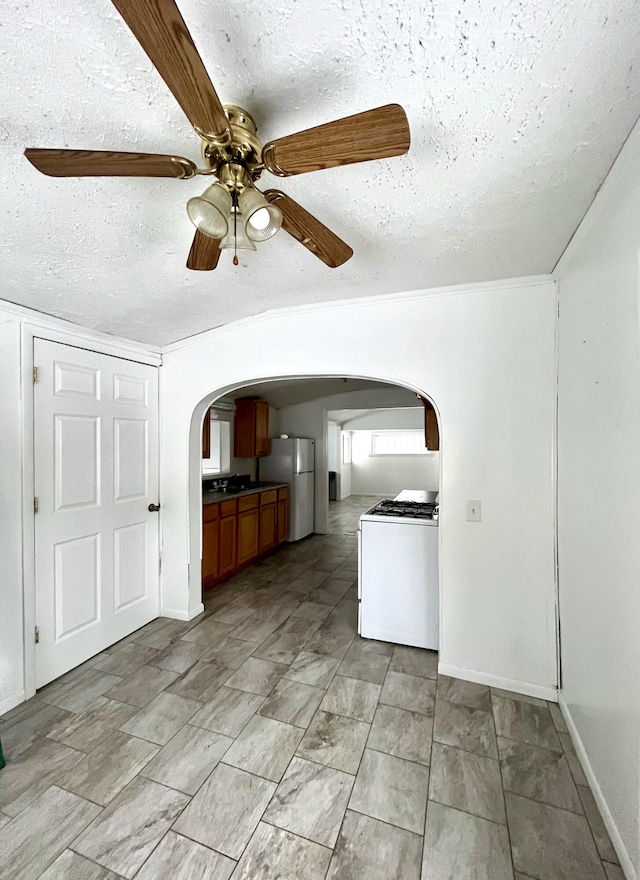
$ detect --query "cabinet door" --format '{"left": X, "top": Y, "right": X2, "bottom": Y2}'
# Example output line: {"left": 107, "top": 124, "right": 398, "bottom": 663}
{"left": 260, "top": 503, "right": 278, "bottom": 553}
{"left": 255, "top": 401, "right": 271, "bottom": 457}
{"left": 238, "top": 509, "right": 260, "bottom": 565}
{"left": 277, "top": 498, "right": 289, "bottom": 544}
{"left": 219, "top": 515, "right": 238, "bottom": 575}
{"left": 202, "top": 518, "right": 220, "bottom": 587}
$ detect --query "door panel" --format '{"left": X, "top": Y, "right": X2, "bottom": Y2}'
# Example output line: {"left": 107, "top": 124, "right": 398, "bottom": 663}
{"left": 34, "top": 338, "right": 160, "bottom": 687}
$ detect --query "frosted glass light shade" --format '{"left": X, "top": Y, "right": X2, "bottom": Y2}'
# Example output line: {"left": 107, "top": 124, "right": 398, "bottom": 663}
{"left": 239, "top": 187, "right": 283, "bottom": 242}
{"left": 219, "top": 209, "right": 257, "bottom": 251}
{"left": 186, "top": 183, "right": 232, "bottom": 239}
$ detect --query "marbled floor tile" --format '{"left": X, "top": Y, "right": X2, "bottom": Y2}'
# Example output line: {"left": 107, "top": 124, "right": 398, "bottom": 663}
{"left": 225, "top": 656, "right": 288, "bottom": 696}
{"left": 291, "top": 600, "right": 333, "bottom": 622}
{"left": 0, "top": 812, "right": 10, "bottom": 830}
{"left": 549, "top": 702, "right": 569, "bottom": 733}
{"left": 258, "top": 678, "right": 325, "bottom": 728}
{"left": 190, "top": 686, "right": 264, "bottom": 737}
{"left": 135, "top": 619, "right": 195, "bottom": 650}
{"left": 284, "top": 651, "right": 341, "bottom": 688}
{"left": 0, "top": 786, "right": 100, "bottom": 880}
{"left": 231, "top": 822, "right": 332, "bottom": 880}
{"left": 429, "top": 741, "right": 506, "bottom": 824}
{"left": 0, "top": 702, "right": 71, "bottom": 759}
{"left": 603, "top": 864, "right": 625, "bottom": 880}
{"left": 152, "top": 639, "right": 211, "bottom": 674}
{"left": 73, "top": 777, "right": 189, "bottom": 879}
{"left": 134, "top": 831, "right": 235, "bottom": 880}
{"left": 320, "top": 674, "right": 381, "bottom": 723}
{"left": 59, "top": 730, "right": 159, "bottom": 805}
{"left": 326, "top": 809, "right": 422, "bottom": 880}
{"left": 203, "top": 635, "right": 258, "bottom": 669}
{"left": 173, "top": 762, "right": 276, "bottom": 859}
{"left": 492, "top": 695, "right": 561, "bottom": 752}
{"left": 433, "top": 698, "right": 498, "bottom": 759}
{"left": 380, "top": 669, "right": 436, "bottom": 716}
{"left": 178, "top": 618, "right": 236, "bottom": 647}
{"left": 119, "top": 691, "right": 201, "bottom": 745}
{"left": 297, "top": 710, "right": 370, "bottom": 774}
{"left": 304, "top": 628, "right": 355, "bottom": 660}
{"left": 209, "top": 604, "right": 255, "bottom": 626}
{"left": 141, "top": 724, "right": 233, "bottom": 794}
{"left": 349, "top": 748, "right": 429, "bottom": 834}
{"left": 558, "top": 731, "right": 588, "bottom": 786}
{"left": 498, "top": 737, "right": 582, "bottom": 813}
{"left": 389, "top": 645, "right": 438, "bottom": 679}
{"left": 104, "top": 664, "right": 179, "bottom": 708}
{"left": 338, "top": 641, "right": 392, "bottom": 685}
{"left": 47, "top": 696, "right": 138, "bottom": 753}
{"left": 230, "top": 613, "right": 288, "bottom": 644}
{"left": 263, "top": 756, "right": 354, "bottom": 848}
{"left": 578, "top": 784, "right": 619, "bottom": 864}
{"left": 222, "top": 713, "right": 304, "bottom": 782}
{"left": 367, "top": 703, "right": 433, "bottom": 765}
{"left": 0, "top": 695, "right": 44, "bottom": 727}
{"left": 92, "top": 643, "right": 160, "bottom": 677}
{"left": 0, "top": 736, "right": 84, "bottom": 817}
{"left": 506, "top": 792, "right": 606, "bottom": 880}
{"left": 40, "top": 669, "right": 123, "bottom": 713}
{"left": 421, "top": 801, "right": 513, "bottom": 880}
{"left": 491, "top": 687, "right": 547, "bottom": 707}
{"left": 166, "top": 657, "right": 233, "bottom": 702}
{"left": 437, "top": 675, "right": 492, "bottom": 712}
{"left": 514, "top": 875, "right": 537, "bottom": 880}
{"left": 253, "top": 629, "right": 314, "bottom": 666}
{"left": 39, "top": 850, "right": 122, "bottom": 879}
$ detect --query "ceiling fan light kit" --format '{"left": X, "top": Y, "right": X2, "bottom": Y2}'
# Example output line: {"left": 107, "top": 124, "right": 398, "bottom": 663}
{"left": 24, "top": 0, "right": 411, "bottom": 272}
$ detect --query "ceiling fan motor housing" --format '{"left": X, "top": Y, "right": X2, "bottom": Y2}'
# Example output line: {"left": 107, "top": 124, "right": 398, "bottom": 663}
{"left": 202, "top": 105, "right": 265, "bottom": 185}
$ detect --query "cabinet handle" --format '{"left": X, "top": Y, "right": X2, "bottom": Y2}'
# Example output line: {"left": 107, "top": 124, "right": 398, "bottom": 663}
{"left": 148, "top": 503, "right": 161, "bottom": 512}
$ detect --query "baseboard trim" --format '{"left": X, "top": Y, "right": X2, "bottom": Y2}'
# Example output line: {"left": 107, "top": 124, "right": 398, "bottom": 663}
{"left": 161, "top": 603, "right": 205, "bottom": 622}
{"left": 437, "top": 663, "right": 558, "bottom": 703}
{"left": 559, "top": 695, "right": 636, "bottom": 880}
{"left": 0, "top": 690, "right": 26, "bottom": 716}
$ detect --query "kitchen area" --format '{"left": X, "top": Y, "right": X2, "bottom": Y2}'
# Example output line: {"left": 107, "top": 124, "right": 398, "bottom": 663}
{"left": 201, "top": 379, "right": 441, "bottom": 654}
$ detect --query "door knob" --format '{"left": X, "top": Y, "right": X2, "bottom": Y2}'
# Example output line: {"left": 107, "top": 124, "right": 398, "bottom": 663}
{"left": 148, "top": 503, "right": 161, "bottom": 512}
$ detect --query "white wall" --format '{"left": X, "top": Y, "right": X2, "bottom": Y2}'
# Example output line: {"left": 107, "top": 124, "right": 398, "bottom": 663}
{"left": 328, "top": 423, "right": 341, "bottom": 471}
{"left": 0, "top": 321, "right": 25, "bottom": 713}
{"left": 351, "top": 431, "right": 440, "bottom": 496}
{"left": 339, "top": 434, "right": 352, "bottom": 500}
{"left": 160, "top": 276, "right": 559, "bottom": 698}
{"left": 342, "top": 407, "right": 424, "bottom": 430}
{"left": 556, "top": 119, "right": 640, "bottom": 877}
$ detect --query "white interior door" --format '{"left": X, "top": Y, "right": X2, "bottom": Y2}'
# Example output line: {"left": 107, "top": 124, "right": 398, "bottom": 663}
{"left": 34, "top": 339, "right": 160, "bottom": 687}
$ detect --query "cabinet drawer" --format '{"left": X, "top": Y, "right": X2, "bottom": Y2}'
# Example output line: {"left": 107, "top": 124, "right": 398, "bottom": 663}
{"left": 238, "top": 493, "right": 259, "bottom": 512}
{"left": 203, "top": 503, "right": 220, "bottom": 523}
{"left": 220, "top": 499, "right": 238, "bottom": 517}
{"left": 277, "top": 487, "right": 289, "bottom": 500}
{"left": 260, "top": 489, "right": 278, "bottom": 506}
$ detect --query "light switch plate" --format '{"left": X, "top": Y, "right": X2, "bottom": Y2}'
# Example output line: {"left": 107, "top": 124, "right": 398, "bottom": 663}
{"left": 466, "top": 500, "right": 481, "bottom": 522}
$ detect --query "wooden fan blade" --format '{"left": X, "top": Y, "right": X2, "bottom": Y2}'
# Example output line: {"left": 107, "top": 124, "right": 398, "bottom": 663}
{"left": 262, "top": 104, "right": 410, "bottom": 177}
{"left": 187, "top": 230, "right": 221, "bottom": 270}
{"left": 24, "top": 149, "right": 196, "bottom": 178}
{"left": 264, "top": 191, "right": 353, "bottom": 268}
{"left": 111, "top": 0, "right": 229, "bottom": 137}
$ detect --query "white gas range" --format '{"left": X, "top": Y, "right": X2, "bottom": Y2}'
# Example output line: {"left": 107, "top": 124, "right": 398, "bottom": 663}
{"left": 357, "top": 491, "right": 439, "bottom": 650}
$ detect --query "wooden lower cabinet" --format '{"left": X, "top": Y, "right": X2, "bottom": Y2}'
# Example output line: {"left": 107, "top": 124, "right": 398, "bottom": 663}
{"left": 203, "top": 487, "right": 289, "bottom": 590}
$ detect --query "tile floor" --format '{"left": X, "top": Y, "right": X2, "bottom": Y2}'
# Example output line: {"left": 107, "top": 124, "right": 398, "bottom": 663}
{"left": 0, "top": 495, "right": 622, "bottom": 879}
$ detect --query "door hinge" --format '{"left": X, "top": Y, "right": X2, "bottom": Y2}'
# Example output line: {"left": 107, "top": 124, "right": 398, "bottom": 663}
{"left": 33, "top": 366, "right": 39, "bottom": 384}
{"left": 35, "top": 626, "right": 40, "bottom": 644}
{"left": 34, "top": 497, "right": 39, "bottom": 514}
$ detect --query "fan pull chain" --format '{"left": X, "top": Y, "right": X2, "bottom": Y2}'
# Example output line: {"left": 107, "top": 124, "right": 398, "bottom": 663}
{"left": 233, "top": 197, "right": 239, "bottom": 266}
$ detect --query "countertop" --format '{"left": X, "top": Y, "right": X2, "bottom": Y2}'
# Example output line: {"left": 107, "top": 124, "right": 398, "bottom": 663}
{"left": 202, "top": 482, "right": 288, "bottom": 506}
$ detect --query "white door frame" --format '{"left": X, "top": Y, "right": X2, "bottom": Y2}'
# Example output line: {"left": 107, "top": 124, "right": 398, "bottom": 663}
{"left": 20, "top": 322, "right": 161, "bottom": 700}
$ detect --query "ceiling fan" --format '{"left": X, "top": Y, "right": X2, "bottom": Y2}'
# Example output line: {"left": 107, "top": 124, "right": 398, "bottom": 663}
{"left": 24, "top": 0, "right": 411, "bottom": 271}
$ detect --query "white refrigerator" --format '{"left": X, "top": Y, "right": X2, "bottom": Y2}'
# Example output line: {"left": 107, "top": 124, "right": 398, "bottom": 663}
{"left": 260, "top": 438, "right": 315, "bottom": 542}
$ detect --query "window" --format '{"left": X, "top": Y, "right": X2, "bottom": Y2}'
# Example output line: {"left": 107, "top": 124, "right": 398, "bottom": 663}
{"left": 370, "top": 431, "right": 430, "bottom": 455}
{"left": 202, "top": 418, "right": 231, "bottom": 474}
{"left": 342, "top": 432, "right": 352, "bottom": 465}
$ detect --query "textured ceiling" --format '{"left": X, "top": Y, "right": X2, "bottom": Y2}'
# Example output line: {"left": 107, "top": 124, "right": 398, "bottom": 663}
{"left": 2, "top": 0, "right": 640, "bottom": 345}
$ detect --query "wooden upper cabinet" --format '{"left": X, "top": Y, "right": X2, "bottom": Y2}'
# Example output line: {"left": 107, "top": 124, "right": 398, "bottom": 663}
{"left": 202, "top": 408, "right": 211, "bottom": 459}
{"left": 234, "top": 399, "right": 271, "bottom": 458}
{"left": 423, "top": 399, "right": 440, "bottom": 451}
